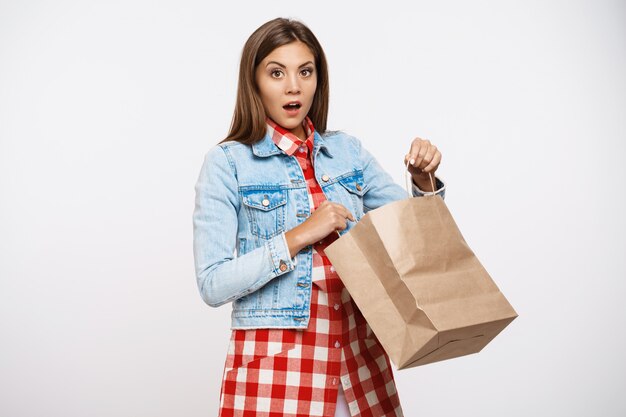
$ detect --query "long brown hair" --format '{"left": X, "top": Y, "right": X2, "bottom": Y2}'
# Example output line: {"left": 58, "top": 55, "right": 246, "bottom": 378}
{"left": 220, "top": 18, "right": 330, "bottom": 145}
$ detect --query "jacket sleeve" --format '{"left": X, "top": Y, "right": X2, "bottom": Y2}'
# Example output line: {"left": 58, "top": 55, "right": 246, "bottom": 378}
{"left": 192, "top": 145, "right": 297, "bottom": 308}
{"left": 349, "top": 134, "right": 446, "bottom": 213}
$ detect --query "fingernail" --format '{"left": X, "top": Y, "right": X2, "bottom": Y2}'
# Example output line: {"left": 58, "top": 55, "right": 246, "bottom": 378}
{"left": 409, "top": 159, "right": 415, "bottom": 165}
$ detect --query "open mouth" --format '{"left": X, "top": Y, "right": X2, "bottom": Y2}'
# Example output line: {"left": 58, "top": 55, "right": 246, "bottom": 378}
{"left": 283, "top": 103, "right": 302, "bottom": 110}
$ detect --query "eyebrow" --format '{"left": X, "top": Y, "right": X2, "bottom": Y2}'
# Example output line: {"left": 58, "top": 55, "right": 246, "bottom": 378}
{"left": 265, "top": 60, "right": 314, "bottom": 69}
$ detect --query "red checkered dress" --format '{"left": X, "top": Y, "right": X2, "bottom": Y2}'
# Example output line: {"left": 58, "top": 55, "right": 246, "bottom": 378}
{"left": 217, "top": 116, "right": 404, "bottom": 417}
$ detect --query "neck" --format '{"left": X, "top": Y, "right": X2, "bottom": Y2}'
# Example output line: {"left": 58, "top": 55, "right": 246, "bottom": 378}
{"left": 290, "top": 124, "right": 306, "bottom": 142}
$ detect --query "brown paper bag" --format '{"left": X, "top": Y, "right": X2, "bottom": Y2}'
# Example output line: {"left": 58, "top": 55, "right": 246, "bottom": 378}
{"left": 325, "top": 174, "right": 517, "bottom": 370}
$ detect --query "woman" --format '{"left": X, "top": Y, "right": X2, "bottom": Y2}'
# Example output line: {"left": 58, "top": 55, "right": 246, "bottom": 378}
{"left": 193, "top": 17, "right": 445, "bottom": 417}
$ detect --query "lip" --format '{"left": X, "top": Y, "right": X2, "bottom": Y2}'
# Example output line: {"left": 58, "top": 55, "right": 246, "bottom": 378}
{"left": 282, "top": 100, "right": 302, "bottom": 117}
{"left": 283, "top": 105, "right": 301, "bottom": 116}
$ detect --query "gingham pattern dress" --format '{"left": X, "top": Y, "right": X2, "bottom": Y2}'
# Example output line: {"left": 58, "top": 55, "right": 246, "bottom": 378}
{"left": 217, "top": 116, "right": 404, "bottom": 417}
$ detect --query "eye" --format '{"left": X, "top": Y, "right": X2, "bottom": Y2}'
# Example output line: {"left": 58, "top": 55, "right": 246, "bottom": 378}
{"left": 270, "top": 69, "right": 284, "bottom": 78}
{"left": 301, "top": 68, "right": 314, "bottom": 77}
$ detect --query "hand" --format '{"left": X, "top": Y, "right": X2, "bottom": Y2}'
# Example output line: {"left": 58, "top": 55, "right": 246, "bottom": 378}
{"left": 284, "top": 201, "right": 355, "bottom": 257}
{"left": 298, "top": 201, "right": 355, "bottom": 244}
{"left": 403, "top": 137, "right": 442, "bottom": 191}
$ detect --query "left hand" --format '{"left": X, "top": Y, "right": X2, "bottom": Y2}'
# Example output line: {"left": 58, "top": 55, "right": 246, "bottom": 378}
{"left": 403, "top": 137, "right": 442, "bottom": 189}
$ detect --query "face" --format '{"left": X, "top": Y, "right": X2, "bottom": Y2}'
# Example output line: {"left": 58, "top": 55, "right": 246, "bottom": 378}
{"left": 255, "top": 41, "right": 317, "bottom": 141}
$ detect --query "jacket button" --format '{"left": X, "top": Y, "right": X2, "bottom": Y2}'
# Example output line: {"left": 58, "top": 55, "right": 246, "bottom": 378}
{"left": 321, "top": 174, "right": 330, "bottom": 182}
{"left": 279, "top": 260, "right": 287, "bottom": 272}
{"left": 355, "top": 183, "right": 362, "bottom": 191}
{"left": 262, "top": 198, "right": 270, "bottom": 207}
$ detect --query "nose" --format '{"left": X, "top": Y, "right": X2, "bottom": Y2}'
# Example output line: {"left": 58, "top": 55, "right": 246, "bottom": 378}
{"left": 286, "top": 73, "right": 300, "bottom": 94}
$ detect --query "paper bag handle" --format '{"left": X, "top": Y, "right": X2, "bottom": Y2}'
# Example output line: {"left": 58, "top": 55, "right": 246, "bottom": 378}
{"left": 332, "top": 160, "right": 439, "bottom": 239}
{"left": 404, "top": 160, "right": 439, "bottom": 196}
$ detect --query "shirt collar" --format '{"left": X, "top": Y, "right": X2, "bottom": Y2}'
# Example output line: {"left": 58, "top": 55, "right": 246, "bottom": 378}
{"left": 266, "top": 116, "right": 315, "bottom": 157}
{"left": 251, "top": 117, "right": 332, "bottom": 159}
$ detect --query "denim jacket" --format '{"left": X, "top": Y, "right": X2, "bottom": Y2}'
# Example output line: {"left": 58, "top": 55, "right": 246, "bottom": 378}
{"left": 192, "top": 129, "right": 445, "bottom": 329}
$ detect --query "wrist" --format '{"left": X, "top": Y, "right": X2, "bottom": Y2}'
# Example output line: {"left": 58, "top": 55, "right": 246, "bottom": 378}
{"left": 412, "top": 173, "right": 436, "bottom": 192}
{"left": 285, "top": 227, "right": 307, "bottom": 258}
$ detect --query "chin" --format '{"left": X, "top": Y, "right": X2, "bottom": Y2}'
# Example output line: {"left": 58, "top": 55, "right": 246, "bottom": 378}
{"left": 274, "top": 116, "right": 302, "bottom": 129}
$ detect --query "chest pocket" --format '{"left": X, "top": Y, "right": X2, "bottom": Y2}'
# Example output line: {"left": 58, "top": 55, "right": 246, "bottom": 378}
{"left": 337, "top": 171, "right": 368, "bottom": 219}
{"left": 241, "top": 187, "right": 287, "bottom": 239}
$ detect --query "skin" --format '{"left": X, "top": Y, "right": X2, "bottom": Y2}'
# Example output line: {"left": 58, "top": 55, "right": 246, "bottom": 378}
{"left": 255, "top": 41, "right": 317, "bottom": 142}
{"left": 255, "top": 41, "right": 442, "bottom": 258}
{"left": 404, "top": 139, "right": 442, "bottom": 192}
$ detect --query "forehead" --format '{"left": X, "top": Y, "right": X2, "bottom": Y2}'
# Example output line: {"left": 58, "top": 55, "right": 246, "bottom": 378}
{"left": 262, "top": 41, "right": 315, "bottom": 64}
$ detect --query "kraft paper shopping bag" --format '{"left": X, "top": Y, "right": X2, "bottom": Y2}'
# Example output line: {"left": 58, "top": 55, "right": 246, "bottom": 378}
{"left": 325, "top": 170, "right": 517, "bottom": 369}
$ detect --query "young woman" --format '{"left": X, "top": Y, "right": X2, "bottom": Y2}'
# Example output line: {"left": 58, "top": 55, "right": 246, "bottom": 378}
{"left": 193, "top": 17, "right": 445, "bottom": 417}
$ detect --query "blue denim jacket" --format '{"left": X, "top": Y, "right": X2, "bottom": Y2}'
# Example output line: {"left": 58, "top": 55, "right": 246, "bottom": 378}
{"left": 192, "top": 129, "right": 445, "bottom": 329}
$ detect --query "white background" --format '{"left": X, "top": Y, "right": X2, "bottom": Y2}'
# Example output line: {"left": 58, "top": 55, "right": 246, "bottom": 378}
{"left": 1, "top": 1, "right": 625, "bottom": 416}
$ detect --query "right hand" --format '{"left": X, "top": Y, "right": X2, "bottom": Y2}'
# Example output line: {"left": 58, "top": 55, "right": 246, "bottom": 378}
{"left": 300, "top": 201, "right": 355, "bottom": 244}
{"left": 285, "top": 201, "right": 355, "bottom": 256}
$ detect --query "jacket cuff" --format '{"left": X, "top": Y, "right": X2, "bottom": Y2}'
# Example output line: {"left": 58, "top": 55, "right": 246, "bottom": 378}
{"left": 412, "top": 175, "right": 446, "bottom": 199}
{"left": 266, "top": 232, "right": 297, "bottom": 276}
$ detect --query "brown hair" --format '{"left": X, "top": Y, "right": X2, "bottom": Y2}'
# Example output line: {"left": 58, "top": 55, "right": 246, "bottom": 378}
{"left": 220, "top": 17, "right": 330, "bottom": 145}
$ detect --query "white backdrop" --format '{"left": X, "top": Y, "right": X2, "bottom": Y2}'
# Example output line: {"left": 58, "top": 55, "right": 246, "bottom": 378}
{"left": 1, "top": 1, "right": 625, "bottom": 416}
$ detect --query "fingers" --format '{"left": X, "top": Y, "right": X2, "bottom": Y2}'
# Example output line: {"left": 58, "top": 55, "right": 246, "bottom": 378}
{"left": 344, "top": 207, "right": 356, "bottom": 222}
{"left": 335, "top": 202, "right": 355, "bottom": 222}
{"left": 422, "top": 150, "right": 442, "bottom": 173}
{"left": 321, "top": 201, "right": 355, "bottom": 222}
{"left": 413, "top": 139, "right": 430, "bottom": 169}
{"left": 404, "top": 153, "right": 413, "bottom": 168}
{"left": 407, "top": 138, "right": 440, "bottom": 173}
